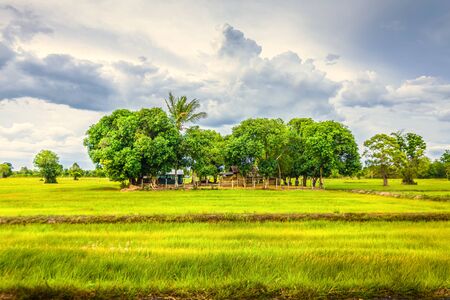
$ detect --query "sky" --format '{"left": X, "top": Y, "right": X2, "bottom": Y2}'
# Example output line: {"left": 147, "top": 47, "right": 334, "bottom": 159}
{"left": 1, "top": 0, "right": 450, "bottom": 169}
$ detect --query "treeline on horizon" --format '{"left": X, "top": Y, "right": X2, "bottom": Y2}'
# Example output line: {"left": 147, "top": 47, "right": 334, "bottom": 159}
{"left": 1, "top": 93, "right": 450, "bottom": 186}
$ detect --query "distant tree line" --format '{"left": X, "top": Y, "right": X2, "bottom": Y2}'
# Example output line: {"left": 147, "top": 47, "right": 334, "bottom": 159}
{"left": 2, "top": 94, "right": 449, "bottom": 187}
{"left": 82, "top": 94, "right": 449, "bottom": 187}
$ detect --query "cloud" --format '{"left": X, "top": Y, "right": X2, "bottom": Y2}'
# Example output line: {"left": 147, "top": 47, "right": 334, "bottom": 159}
{"left": 0, "top": 98, "right": 102, "bottom": 169}
{"left": 325, "top": 53, "right": 340, "bottom": 65}
{"left": 216, "top": 24, "right": 262, "bottom": 61}
{"left": 331, "top": 71, "right": 391, "bottom": 108}
{"left": 0, "top": 53, "right": 117, "bottom": 110}
{"left": 0, "top": 42, "right": 14, "bottom": 68}
{"left": 0, "top": 4, "right": 52, "bottom": 44}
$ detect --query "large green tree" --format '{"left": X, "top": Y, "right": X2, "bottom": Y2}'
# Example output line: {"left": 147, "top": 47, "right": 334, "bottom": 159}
{"left": 224, "top": 135, "right": 263, "bottom": 187}
{"left": 284, "top": 118, "right": 315, "bottom": 186}
{"left": 392, "top": 132, "right": 426, "bottom": 185}
{"left": 164, "top": 92, "right": 207, "bottom": 187}
{"left": 84, "top": 108, "right": 178, "bottom": 186}
{"left": 363, "top": 134, "right": 403, "bottom": 186}
{"left": 303, "top": 121, "right": 360, "bottom": 188}
{"left": 184, "top": 126, "right": 224, "bottom": 185}
{"left": 33, "top": 150, "right": 63, "bottom": 183}
{"left": 227, "top": 118, "right": 288, "bottom": 188}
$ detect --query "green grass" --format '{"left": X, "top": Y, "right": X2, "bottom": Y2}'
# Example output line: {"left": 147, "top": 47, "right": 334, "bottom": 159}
{"left": 0, "top": 221, "right": 448, "bottom": 298}
{"left": 1, "top": 177, "right": 450, "bottom": 216}
{"left": 325, "top": 178, "right": 450, "bottom": 192}
{"left": 1, "top": 177, "right": 449, "bottom": 298}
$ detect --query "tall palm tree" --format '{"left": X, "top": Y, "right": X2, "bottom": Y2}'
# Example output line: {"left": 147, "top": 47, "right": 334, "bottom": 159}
{"left": 165, "top": 92, "right": 207, "bottom": 131}
{"left": 165, "top": 92, "right": 207, "bottom": 187}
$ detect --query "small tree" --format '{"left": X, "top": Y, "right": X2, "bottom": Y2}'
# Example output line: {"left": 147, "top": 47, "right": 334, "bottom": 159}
{"left": 363, "top": 134, "right": 403, "bottom": 186}
{"left": 0, "top": 162, "right": 13, "bottom": 178}
{"left": 33, "top": 150, "right": 63, "bottom": 183}
{"left": 69, "top": 163, "right": 83, "bottom": 180}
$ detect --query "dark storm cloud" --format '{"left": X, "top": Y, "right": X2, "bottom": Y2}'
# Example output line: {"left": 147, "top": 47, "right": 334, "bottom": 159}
{"left": 0, "top": 53, "right": 117, "bottom": 111}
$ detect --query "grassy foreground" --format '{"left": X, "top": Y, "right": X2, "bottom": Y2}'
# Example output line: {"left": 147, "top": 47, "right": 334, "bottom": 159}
{"left": 1, "top": 177, "right": 450, "bottom": 216}
{"left": 1, "top": 177, "right": 449, "bottom": 298}
{"left": 1, "top": 221, "right": 449, "bottom": 298}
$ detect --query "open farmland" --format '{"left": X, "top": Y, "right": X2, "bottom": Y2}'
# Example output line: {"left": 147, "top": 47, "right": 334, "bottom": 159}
{"left": 1, "top": 178, "right": 450, "bottom": 217}
{"left": 0, "top": 221, "right": 449, "bottom": 299}
{"left": 0, "top": 177, "right": 449, "bottom": 299}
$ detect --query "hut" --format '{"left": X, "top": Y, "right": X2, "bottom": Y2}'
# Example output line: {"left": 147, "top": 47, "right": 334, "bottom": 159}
{"left": 157, "top": 169, "right": 184, "bottom": 185}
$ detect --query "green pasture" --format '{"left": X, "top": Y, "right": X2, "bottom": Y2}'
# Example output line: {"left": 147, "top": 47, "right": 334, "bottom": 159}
{"left": 1, "top": 178, "right": 450, "bottom": 216}
{"left": 325, "top": 178, "right": 450, "bottom": 192}
{"left": 0, "top": 221, "right": 448, "bottom": 298}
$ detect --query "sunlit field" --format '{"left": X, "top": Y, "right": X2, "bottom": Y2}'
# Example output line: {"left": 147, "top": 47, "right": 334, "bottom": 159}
{"left": 0, "top": 221, "right": 449, "bottom": 298}
{"left": 325, "top": 178, "right": 450, "bottom": 192}
{"left": 0, "top": 177, "right": 449, "bottom": 298}
{"left": 1, "top": 177, "right": 450, "bottom": 216}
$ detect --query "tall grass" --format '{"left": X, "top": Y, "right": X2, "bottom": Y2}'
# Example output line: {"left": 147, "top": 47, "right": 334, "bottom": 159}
{"left": 1, "top": 178, "right": 450, "bottom": 216}
{"left": 0, "top": 221, "right": 448, "bottom": 298}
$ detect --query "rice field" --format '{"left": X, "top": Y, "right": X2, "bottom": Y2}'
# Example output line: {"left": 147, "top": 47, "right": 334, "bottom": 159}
{"left": 0, "top": 177, "right": 449, "bottom": 299}
{"left": 1, "top": 178, "right": 450, "bottom": 216}
{"left": 0, "top": 221, "right": 449, "bottom": 299}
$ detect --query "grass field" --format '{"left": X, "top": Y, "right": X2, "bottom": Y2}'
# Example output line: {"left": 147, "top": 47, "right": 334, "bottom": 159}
{"left": 1, "top": 221, "right": 449, "bottom": 298}
{"left": 0, "top": 177, "right": 449, "bottom": 299}
{"left": 1, "top": 177, "right": 450, "bottom": 216}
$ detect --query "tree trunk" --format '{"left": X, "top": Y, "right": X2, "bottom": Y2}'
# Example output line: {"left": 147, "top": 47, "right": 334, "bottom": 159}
{"left": 243, "top": 176, "right": 247, "bottom": 188}
{"left": 263, "top": 177, "right": 268, "bottom": 189}
{"left": 312, "top": 177, "right": 317, "bottom": 188}
{"left": 383, "top": 172, "right": 388, "bottom": 186}
{"left": 295, "top": 177, "right": 299, "bottom": 186}
{"left": 302, "top": 175, "right": 307, "bottom": 187}
{"left": 174, "top": 166, "right": 178, "bottom": 189}
{"left": 319, "top": 166, "right": 324, "bottom": 189}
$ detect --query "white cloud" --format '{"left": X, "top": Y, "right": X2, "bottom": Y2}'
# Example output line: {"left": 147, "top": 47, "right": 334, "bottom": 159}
{"left": 0, "top": 98, "right": 102, "bottom": 169}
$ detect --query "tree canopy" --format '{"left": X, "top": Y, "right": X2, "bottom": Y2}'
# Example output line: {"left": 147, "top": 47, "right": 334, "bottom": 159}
{"left": 33, "top": 150, "right": 63, "bottom": 183}
{"left": 363, "top": 134, "right": 403, "bottom": 186}
{"left": 0, "top": 162, "right": 13, "bottom": 178}
{"left": 84, "top": 108, "right": 178, "bottom": 186}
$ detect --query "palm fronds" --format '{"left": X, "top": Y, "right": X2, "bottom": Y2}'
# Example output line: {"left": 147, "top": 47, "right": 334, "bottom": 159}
{"left": 164, "top": 92, "right": 207, "bottom": 130}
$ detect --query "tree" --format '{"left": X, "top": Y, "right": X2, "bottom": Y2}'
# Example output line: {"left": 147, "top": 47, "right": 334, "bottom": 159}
{"left": 303, "top": 121, "right": 361, "bottom": 188}
{"left": 0, "top": 162, "right": 13, "bottom": 178}
{"left": 164, "top": 92, "right": 207, "bottom": 188}
{"left": 392, "top": 131, "right": 426, "bottom": 185}
{"left": 165, "top": 92, "right": 207, "bottom": 131}
{"left": 69, "top": 163, "right": 83, "bottom": 180}
{"left": 285, "top": 118, "right": 315, "bottom": 186}
{"left": 33, "top": 150, "right": 63, "bottom": 183}
{"left": 225, "top": 135, "right": 263, "bottom": 187}
{"left": 84, "top": 108, "right": 178, "bottom": 187}
{"left": 184, "top": 126, "right": 224, "bottom": 185}
{"left": 17, "top": 166, "right": 34, "bottom": 176}
{"left": 363, "top": 134, "right": 403, "bottom": 186}
{"left": 228, "top": 118, "right": 288, "bottom": 188}
{"left": 441, "top": 150, "right": 450, "bottom": 180}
